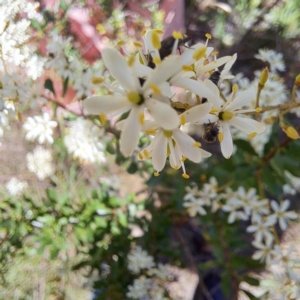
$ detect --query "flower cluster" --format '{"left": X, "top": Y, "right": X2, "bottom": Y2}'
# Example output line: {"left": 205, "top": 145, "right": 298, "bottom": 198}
{"left": 184, "top": 178, "right": 300, "bottom": 298}
{"left": 127, "top": 246, "right": 177, "bottom": 300}
{"left": 6, "top": 177, "right": 28, "bottom": 196}
{"left": 83, "top": 30, "right": 266, "bottom": 178}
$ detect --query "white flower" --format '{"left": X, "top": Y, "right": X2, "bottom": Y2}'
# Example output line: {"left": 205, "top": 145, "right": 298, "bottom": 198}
{"left": 23, "top": 112, "right": 57, "bottom": 144}
{"left": 127, "top": 275, "right": 151, "bottom": 299}
{"left": 204, "top": 81, "right": 266, "bottom": 158}
{"left": 64, "top": 118, "right": 106, "bottom": 164}
{"left": 246, "top": 216, "right": 275, "bottom": 244}
{"left": 26, "top": 146, "right": 55, "bottom": 180}
{"left": 83, "top": 48, "right": 181, "bottom": 156}
{"left": 127, "top": 246, "right": 155, "bottom": 274}
{"left": 252, "top": 239, "right": 274, "bottom": 265}
{"left": 255, "top": 49, "right": 285, "bottom": 73}
{"left": 266, "top": 200, "right": 298, "bottom": 230}
{"left": 183, "top": 198, "right": 208, "bottom": 216}
{"left": 138, "top": 103, "right": 212, "bottom": 177}
{"left": 6, "top": 177, "right": 28, "bottom": 196}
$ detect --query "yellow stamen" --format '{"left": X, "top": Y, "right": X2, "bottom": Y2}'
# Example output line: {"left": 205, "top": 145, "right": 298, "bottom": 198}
{"left": 154, "top": 29, "right": 163, "bottom": 35}
{"left": 220, "top": 111, "right": 233, "bottom": 121}
{"left": 145, "top": 129, "right": 157, "bottom": 135}
{"left": 116, "top": 40, "right": 125, "bottom": 47}
{"left": 218, "top": 132, "right": 224, "bottom": 142}
{"left": 127, "top": 91, "right": 143, "bottom": 105}
{"left": 99, "top": 113, "right": 106, "bottom": 125}
{"left": 211, "top": 51, "right": 218, "bottom": 56}
{"left": 151, "top": 31, "right": 161, "bottom": 49}
{"left": 232, "top": 84, "right": 238, "bottom": 93}
{"left": 193, "top": 142, "right": 201, "bottom": 147}
{"left": 96, "top": 24, "right": 106, "bottom": 34}
{"left": 193, "top": 47, "right": 207, "bottom": 61}
{"left": 210, "top": 108, "right": 219, "bottom": 114}
{"left": 172, "top": 31, "right": 183, "bottom": 39}
{"left": 180, "top": 115, "right": 186, "bottom": 126}
{"left": 143, "top": 149, "right": 150, "bottom": 159}
{"left": 182, "top": 173, "right": 190, "bottom": 179}
{"left": 154, "top": 171, "right": 160, "bottom": 177}
{"left": 133, "top": 41, "right": 142, "bottom": 48}
{"left": 141, "top": 29, "right": 147, "bottom": 36}
{"left": 91, "top": 77, "right": 104, "bottom": 84}
{"left": 282, "top": 126, "right": 300, "bottom": 139}
{"left": 163, "top": 130, "right": 173, "bottom": 139}
{"left": 127, "top": 55, "right": 135, "bottom": 67}
{"left": 182, "top": 156, "right": 187, "bottom": 161}
{"left": 138, "top": 112, "right": 144, "bottom": 125}
{"left": 152, "top": 56, "right": 161, "bottom": 65}
{"left": 248, "top": 132, "right": 257, "bottom": 139}
{"left": 138, "top": 152, "right": 143, "bottom": 159}
{"left": 150, "top": 82, "right": 161, "bottom": 94}
{"left": 182, "top": 65, "right": 194, "bottom": 72}
{"left": 255, "top": 107, "right": 262, "bottom": 112}
{"left": 173, "top": 165, "right": 179, "bottom": 170}
{"left": 205, "top": 33, "right": 212, "bottom": 39}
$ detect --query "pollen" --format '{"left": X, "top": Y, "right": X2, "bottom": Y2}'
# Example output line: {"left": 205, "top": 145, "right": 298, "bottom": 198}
{"left": 212, "top": 51, "right": 219, "bottom": 56}
{"left": 138, "top": 112, "right": 145, "bottom": 125}
{"left": 143, "top": 149, "right": 150, "bottom": 159}
{"left": 210, "top": 107, "right": 219, "bottom": 114}
{"left": 163, "top": 130, "right": 173, "bottom": 139}
{"left": 193, "top": 142, "right": 201, "bottom": 147}
{"left": 153, "top": 56, "right": 161, "bottom": 65}
{"left": 133, "top": 41, "right": 142, "bottom": 48}
{"left": 180, "top": 115, "right": 186, "bottom": 125}
{"left": 255, "top": 107, "right": 262, "bottom": 112}
{"left": 172, "top": 31, "right": 183, "bottom": 39}
{"left": 220, "top": 111, "right": 233, "bottom": 121}
{"left": 205, "top": 33, "right": 212, "bottom": 39}
{"left": 145, "top": 129, "right": 157, "bottom": 135}
{"left": 116, "top": 40, "right": 125, "bottom": 47}
{"left": 141, "top": 29, "right": 147, "bottom": 36}
{"left": 127, "top": 55, "right": 135, "bottom": 67}
{"left": 248, "top": 132, "right": 257, "bottom": 139}
{"left": 193, "top": 47, "right": 207, "bottom": 61}
{"left": 182, "top": 65, "right": 194, "bottom": 72}
{"left": 151, "top": 31, "right": 161, "bottom": 49}
{"left": 138, "top": 152, "right": 143, "bottom": 159}
{"left": 218, "top": 132, "right": 224, "bottom": 142}
{"left": 99, "top": 113, "right": 106, "bottom": 125}
{"left": 232, "top": 84, "right": 238, "bottom": 93}
{"left": 91, "top": 77, "right": 104, "bottom": 84}
{"left": 182, "top": 173, "right": 190, "bottom": 179}
{"left": 150, "top": 83, "right": 161, "bottom": 94}
{"left": 154, "top": 171, "right": 160, "bottom": 177}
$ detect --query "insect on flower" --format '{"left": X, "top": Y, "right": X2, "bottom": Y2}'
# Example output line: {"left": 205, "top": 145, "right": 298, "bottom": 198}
{"left": 202, "top": 121, "right": 220, "bottom": 143}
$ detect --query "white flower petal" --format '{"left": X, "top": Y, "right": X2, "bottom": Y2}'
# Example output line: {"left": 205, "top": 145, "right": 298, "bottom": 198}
{"left": 172, "top": 129, "right": 202, "bottom": 163}
{"left": 102, "top": 48, "right": 137, "bottom": 91}
{"left": 229, "top": 116, "right": 266, "bottom": 134}
{"left": 225, "top": 88, "right": 255, "bottom": 111}
{"left": 83, "top": 95, "right": 131, "bottom": 115}
{"left": 181, "top": 102, "right": 212, "bottom": 123}
{"left": 143, "top": 55, "right": 182, "bottom": 90}
{"left": 197, "top": 56, "right": 232, "bottom": 75}
{"left": 281, "top": 199, "right": 290, "bottom": 211}
{"left": 145, "top": 98, "right": 179, "bottom": 130}
{"left": 119, "top": 108, "right": 141, "bottom": 156}
{"left": 220, "top": 122, "right": 233, "bottom": 159}
{"left": 152, "top": 132, "right": 167, "bottom": 172}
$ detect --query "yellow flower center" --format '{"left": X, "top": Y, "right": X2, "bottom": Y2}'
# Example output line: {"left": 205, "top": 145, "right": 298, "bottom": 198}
{"left": 219, "top": 111, "right": 233, "bottom": 121}
{"left": 127, "top": 91, "right": 144, "bottom": 105}
{"left": 163, "top": 130, "right": 173, "bottom": 139}
{"left": 151, "top": 31, "right": 161, "bottom": 49}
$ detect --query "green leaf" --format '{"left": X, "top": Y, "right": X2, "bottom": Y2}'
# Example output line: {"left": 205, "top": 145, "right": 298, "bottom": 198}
{"left": 44, "top": 78, "right": 56, "bottom": 96}
{"left": 117, "top": 210, "right": 128, "bottom": 227}
{"left": 46, "top": 188, "right": 57, "bottom": 202}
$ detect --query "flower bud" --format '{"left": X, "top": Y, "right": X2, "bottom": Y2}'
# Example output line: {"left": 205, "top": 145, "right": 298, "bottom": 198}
{"left": 259, "top": 67, "right": 269, "bottom": 87}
